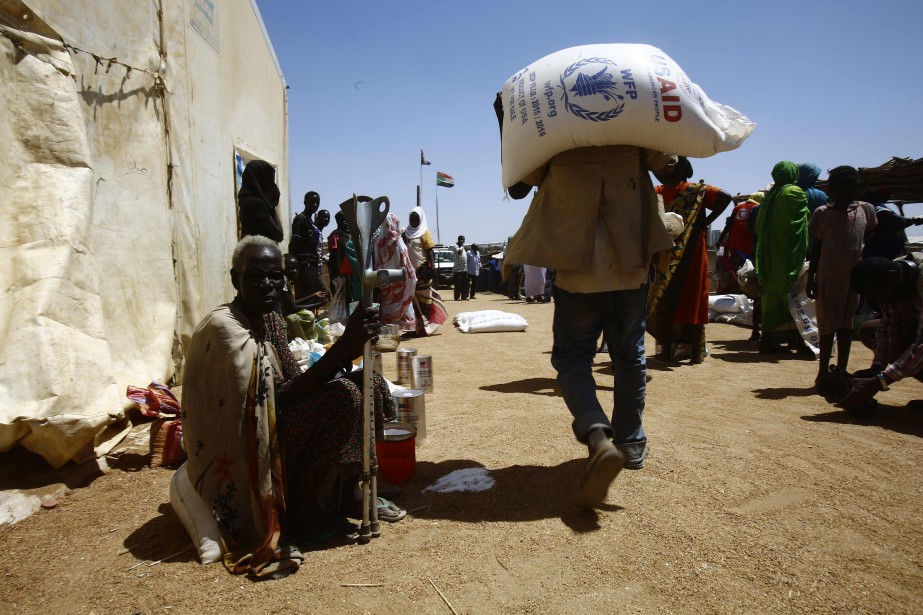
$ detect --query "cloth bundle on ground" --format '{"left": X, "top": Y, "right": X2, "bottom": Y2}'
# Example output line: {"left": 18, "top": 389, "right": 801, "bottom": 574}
{"left": 125, "top": 382, "right": 185, "bottom": 468}
{"left": 499, "top": 43, "right": 755, "bottom": 187}
{"left": 453, "top": 310, "right": 528, "bottom": 333}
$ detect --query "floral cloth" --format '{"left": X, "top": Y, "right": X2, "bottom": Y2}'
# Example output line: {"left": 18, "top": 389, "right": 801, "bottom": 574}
{"left": 374, "top": 213, "right": 417, "bottom": 331}
{"left": 182, "top": 302, "right": 297, "bottom": 578}
{"left": 182, "top": 302, "right": 394, "bottom": 576}
{"left": 404, "top": 228, "right": 448, "bottom": 336}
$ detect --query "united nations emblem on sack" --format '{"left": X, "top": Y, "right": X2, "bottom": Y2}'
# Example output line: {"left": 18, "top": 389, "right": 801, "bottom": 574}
{"left": 559, "top": 57, "right": 626, "bottom": 122}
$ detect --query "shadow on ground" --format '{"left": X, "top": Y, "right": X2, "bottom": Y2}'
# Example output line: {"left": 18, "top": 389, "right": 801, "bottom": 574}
{"left": 480, "top": 377, "right": 613, "bottom": 395}
{"left": 709, "top": 338, "right": 816, "bottom": 365}
{"left": 400, "top": 458, "right": 620, "bottom": 533}
{"left": 752, "top": 386, "right": 816, "bottom": 400}
{"left": 481, "top": 377, "right": 556, "bottom": 396}
{"left": 0, "top": 447, "right": 107, "bottom": 492}
{"left": 122, "top": 503, "right": 197, "bottom": 566}
{"left": 801, "top": 402, "right": 923, "bottom": 438}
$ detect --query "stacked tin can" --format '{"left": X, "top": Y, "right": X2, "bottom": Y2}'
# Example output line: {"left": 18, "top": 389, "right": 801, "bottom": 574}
{"left": 391, "top": 389, "right": 426, "bottom": 446}
{"left": 396, "top": 348, "right": 416, "bottom": 386}
{"left": 411, "top": 355, "right": 433, "bottom": 393}
{"left": 393, "top": 347, "right": 430, "bottom": 446}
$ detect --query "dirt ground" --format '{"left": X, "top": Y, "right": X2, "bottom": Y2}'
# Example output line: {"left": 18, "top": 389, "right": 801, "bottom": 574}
{"left": 2, "top": 292, "right": 922, "bottom": 614}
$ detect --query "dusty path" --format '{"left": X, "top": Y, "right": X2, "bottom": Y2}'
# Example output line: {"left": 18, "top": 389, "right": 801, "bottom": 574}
{"left": 2, "top": 292, "right": 922, "bottom": 614}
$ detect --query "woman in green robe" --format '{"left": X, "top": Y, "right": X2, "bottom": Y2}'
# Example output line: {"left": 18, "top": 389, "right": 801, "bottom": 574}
{"left": 754, "top": 161, "right": 810, "bottom": 353}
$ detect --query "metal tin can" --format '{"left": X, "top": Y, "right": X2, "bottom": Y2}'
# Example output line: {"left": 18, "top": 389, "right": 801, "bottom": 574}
{"left": 396, "top": 348, "right": 417, "bottom": 385}
{"left": 391, "top": 389, "right": 426, "bottom": 446}
{"left": 411, "top": 355, "right": 433, "bottom": 393}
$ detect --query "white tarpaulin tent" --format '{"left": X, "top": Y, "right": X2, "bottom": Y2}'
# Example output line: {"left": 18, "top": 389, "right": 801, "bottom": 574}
{"left": 0, "top": 0, "right": 288, "bottom": 467}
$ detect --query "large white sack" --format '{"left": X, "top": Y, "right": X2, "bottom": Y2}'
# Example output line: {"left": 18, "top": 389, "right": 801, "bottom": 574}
{"left": 170, "top": 463, "right": 223, "bottom": 564}
{"left": 500, "top": 43, "right": 755, "bottom": 187}
{"left": 788, "top": 264, "right": 820, "bottom": 359}
{"left": 708, "top": 294, "right": 751, "bottom": 314}
{"left": 453, "top": 310, "right": 528, "bottom": 333}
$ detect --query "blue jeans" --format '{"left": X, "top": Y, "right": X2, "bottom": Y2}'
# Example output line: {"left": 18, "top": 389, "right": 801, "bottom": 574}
{"left": 551, "top": 285, "right": 647, "bottom": 446}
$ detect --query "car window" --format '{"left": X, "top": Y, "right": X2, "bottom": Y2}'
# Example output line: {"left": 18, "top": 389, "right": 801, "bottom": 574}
{"left": 436, "top": 251, "right": 454, "bottom": 264}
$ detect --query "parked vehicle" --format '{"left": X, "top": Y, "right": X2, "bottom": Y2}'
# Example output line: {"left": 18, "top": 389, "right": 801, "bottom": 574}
{"left": 433, "top": 247, "right": 455, "bottom": 288}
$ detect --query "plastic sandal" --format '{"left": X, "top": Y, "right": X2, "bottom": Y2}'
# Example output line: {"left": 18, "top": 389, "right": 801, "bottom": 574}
{"left": 376, "top": 497, "right": 406, "bottom": 523}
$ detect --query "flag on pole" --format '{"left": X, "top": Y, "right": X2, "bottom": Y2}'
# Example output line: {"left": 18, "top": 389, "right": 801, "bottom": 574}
{"left": 436, "top": 171, "right": 454, "bottom": 188}
{"left": 421, "top": 150, "right": 431, "bottom": 166}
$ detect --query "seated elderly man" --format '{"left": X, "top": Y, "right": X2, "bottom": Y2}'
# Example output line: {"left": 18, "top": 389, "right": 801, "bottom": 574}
{"left": 843, "top": 253, "right": 923, "bottom": 415}
{"left": 181, "top": 236, "right": 395, "bottom": 578}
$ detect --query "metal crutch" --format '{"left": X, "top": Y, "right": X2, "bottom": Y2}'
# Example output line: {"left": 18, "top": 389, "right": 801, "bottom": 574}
{"left": 338, "top": 194, "right": 407, "bottom": 542}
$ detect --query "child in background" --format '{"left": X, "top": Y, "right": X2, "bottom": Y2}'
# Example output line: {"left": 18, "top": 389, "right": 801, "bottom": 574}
{"left": 807, "top": 166, "right": 878, "bottom": 397}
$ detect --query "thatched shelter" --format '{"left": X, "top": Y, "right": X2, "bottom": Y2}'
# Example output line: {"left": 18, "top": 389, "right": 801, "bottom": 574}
{"left": 816, "top": 156, "right": 923, "bottom": 204}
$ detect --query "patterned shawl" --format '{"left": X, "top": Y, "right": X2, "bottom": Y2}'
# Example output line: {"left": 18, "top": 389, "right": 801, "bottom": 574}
{"left": 374, "top": 213, "right": 417, "bottom": 331}
{"left": 647, "top": 182, "right": 708, "bottom": 320}
{"left": 182, "top": 302, "right": 302, "bottom": 578}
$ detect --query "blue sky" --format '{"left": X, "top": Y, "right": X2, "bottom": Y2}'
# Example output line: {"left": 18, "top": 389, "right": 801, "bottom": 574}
{"left": 258, "top": 0, "right": 922, "bottom": 246}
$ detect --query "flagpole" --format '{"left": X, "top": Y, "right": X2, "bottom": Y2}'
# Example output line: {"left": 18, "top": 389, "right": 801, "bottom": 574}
{"left": 435, "top": 188, "right": 441, "bottom": 245}
{"left": 419, "top": 149, "right": 425, "bottom": 209}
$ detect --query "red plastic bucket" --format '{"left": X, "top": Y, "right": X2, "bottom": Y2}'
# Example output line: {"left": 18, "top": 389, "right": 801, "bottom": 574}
{"left": 376, "top": 422, "right": 416, "bottom": 483}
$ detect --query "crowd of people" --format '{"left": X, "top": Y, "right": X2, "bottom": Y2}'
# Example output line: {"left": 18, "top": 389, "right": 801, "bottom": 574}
{"left": 237, "top": 165, "right": 452, "bottom": 340}
{"left": 179, "top": 154, "right": 922, "bottom": 579}
{"left": 501, "top": 137, "right": 923, "bottom": 511}
{"left": 185, "top": 161, "right": 518, "bottom": 576}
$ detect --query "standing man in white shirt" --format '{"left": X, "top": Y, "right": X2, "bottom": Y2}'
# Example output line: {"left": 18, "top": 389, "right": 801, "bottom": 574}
{"left": 452, "top": 235, "right": 468, "bottom": 301}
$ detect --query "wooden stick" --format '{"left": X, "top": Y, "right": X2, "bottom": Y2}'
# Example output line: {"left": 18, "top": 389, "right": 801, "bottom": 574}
{"left": 341, "top": 583, "right": 384, "bottom": 588}
{"left": 427, "top": 577, "right": 459, "bottom": 615}
{"left": 148, "top": 548, "right": 190, "bottom": 567}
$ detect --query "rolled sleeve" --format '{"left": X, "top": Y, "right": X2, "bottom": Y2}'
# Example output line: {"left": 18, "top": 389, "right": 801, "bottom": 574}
{"left": 883, "top": 313, "right": 923, "bottom": 382}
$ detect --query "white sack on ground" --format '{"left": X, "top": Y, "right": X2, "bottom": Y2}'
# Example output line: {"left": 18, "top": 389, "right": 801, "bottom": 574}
{"left": 708, "top": 294, "right": 751, "bottom": 314}
{"left": 500, "top": 43, "right": 755, "bottom": 187}
{"left": 709, "top": 309, "right": 754, "bottom": 328}
{"left": 788, "top": 264, "right": 821, "bottom": 358}
{"left": 708, "top": 294, "right": 753, "bottom": 327}
{"left": 453, "top": 310, "right": 528, "bottom": 333}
